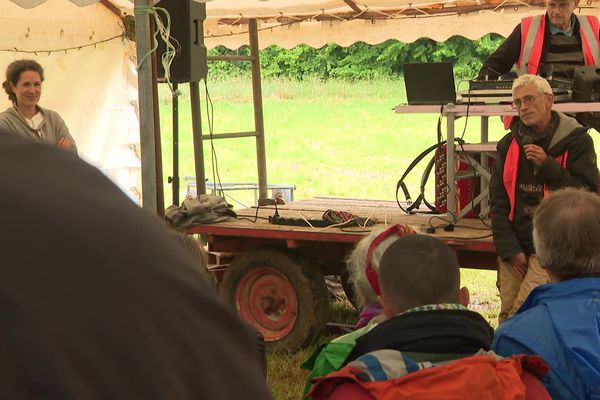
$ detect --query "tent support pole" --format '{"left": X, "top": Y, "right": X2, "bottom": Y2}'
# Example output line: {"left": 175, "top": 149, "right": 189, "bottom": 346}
{"left": 190, "top": 81, "right": 206, "bottom": 195}
{"left": 249, "top": 19, "right": 268, "bottom": 201}
{"left": 170, "top": 82, "right": 180, "bottom": 206}
{"left": 134, "top": 0, "right": 158, "bottom": 213}
{"left": 150, "top": 21, "right": 165, "bottom": 215}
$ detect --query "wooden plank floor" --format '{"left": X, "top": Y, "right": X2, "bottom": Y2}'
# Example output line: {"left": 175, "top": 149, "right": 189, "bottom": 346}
{"left": 194, "top": 197, "right": 493, "bottom": 244}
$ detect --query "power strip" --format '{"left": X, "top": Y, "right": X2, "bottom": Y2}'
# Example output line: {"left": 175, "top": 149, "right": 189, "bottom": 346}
{"left": 268, "top": 215, "right": 333, "bottom": 227}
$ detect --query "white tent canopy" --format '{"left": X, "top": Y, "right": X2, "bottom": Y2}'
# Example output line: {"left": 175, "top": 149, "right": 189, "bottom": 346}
{"left": 24, "top": 0, "right": 600, "bottom": 50}
{"left": 203, "top": 0, "right": 600, "bottom": 49}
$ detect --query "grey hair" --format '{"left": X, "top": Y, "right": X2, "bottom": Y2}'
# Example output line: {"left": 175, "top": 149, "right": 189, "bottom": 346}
{"left": 512, "top": 74, "right": 553, "bottom": 96}
{"left": 533, "top": 188, "right": 600, "bottom": 280}
{"left": 346, "top": 227, "right": 404, "bottom": 308}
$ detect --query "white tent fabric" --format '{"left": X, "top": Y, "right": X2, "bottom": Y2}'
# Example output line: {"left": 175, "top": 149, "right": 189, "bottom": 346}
{"left": 205, "top": 8, "right": 543, "bottom": 49}
{"left": 23, "top": 0, "right": 600, "bottom": 50}
{"left": 202, "top": 0, "right": 600, "bottom": 49}
{"left": 1, "top": 0, "right": 141, "bottom": 202}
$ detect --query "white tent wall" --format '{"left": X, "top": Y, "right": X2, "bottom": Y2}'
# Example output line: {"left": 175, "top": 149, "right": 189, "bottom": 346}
{"left": 0, "top": 0, "right": 141, "bottom": 202}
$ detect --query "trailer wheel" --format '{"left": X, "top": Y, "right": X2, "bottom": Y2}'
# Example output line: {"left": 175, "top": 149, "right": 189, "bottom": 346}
{"left": 219, "top": 248, "right": 329, "bottom": 352}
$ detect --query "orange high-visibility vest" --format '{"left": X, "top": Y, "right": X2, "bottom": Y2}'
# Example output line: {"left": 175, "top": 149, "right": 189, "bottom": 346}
{"left": 503, "top": 138, "right": 569, "bottom": 221}
{"left": 503, "top": 14, "right": 600, "bottom": 129}
{"left": 517, "top": 14, "right": 600, "bottom": 75}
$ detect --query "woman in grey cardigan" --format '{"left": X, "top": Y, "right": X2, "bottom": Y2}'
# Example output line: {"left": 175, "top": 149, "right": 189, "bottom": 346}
{"left": 0, "top": 59, "right": 77, "bottom": 154}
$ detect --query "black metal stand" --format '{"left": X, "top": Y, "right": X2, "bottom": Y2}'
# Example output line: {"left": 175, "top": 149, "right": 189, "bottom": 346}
{"left": 169, "top": 82, "right": 180, "bottom": 205}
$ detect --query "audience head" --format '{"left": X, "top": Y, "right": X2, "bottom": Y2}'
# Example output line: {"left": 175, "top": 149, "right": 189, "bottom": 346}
{"left": 533, "top": 188, "right": 600, "bottom": 281}
{"left": 3, "top": 59, "right": 44, "bottom": 105}
{"left": 346, "top": 224, "right": 415, "bottom": 308}
{"left": 546, "top": 0, "right": 579, "bottom": 31}
{"left": 512, "top": 74, "right": 554, "bottom": 132}
{"left": 171, "top": 231, "right": 217, "bottom": 290}
{"left": 0, "top": 133, "right": 271, "bottom": 398}
{"left": 512, "top": 74, "right": 553, "bottom": 97}
{"left": 378, "top": 235, "right": 468, "bottom": 317}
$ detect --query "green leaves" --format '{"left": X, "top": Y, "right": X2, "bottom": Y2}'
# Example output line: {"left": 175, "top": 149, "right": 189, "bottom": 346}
{"left": 207, "top": 34, "right": 505, "bottom": 81}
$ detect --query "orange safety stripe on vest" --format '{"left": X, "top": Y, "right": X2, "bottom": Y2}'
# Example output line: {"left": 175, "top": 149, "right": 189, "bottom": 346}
{"left": 503, "top": 139, "right": 520, "bottom": 221}
{"left": 504, "top": 138, "right": 569, "bottom": 221}
{"left": 517, "top": 15, "right": 545, "bottom": 75}
{"left": 580, "top": 15, "right": 600, "bottom": 65}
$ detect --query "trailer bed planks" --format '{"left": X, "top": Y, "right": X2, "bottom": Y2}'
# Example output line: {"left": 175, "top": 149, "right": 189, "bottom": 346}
{"left": 186, "top": 197, "right": 497, "bottom": 270}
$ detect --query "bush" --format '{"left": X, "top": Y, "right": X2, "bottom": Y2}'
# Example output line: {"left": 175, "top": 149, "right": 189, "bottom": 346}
{"left": 207, "top": 34, "right": 505, "bottom": 81}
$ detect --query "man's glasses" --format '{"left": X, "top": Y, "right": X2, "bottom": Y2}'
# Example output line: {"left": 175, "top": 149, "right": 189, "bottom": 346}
{"left": 513, "top": 94, "right": 541, "bottom": 108}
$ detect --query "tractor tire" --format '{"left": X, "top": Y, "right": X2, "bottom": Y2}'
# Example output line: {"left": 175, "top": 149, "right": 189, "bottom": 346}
{"left": 219, "top": 248, "right": 329, "bottom": 352}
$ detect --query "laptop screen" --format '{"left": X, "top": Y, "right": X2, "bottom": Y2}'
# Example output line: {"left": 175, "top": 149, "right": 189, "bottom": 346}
{"left": 403, "top": 62, "right": 456, "bottom": 105}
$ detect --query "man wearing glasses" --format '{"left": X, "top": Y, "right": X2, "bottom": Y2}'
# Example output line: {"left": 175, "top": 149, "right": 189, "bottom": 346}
{"left": 490, "top": 74, "right": 598, "bottom": 323}
{"left": 478, "top": 0, "right": 600, "bottom": 80}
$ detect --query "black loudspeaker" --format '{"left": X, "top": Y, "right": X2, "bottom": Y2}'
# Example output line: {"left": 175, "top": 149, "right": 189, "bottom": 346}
{"left": 572, "top": 65, "right": 600, "bottom": 102}
{"left": 156, "top": 0, "right": 208, "bottom": 83}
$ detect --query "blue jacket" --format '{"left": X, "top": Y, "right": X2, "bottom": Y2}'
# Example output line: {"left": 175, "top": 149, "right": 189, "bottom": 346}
{"left": 492, "top": 278, "right": 600, "bottom": 399}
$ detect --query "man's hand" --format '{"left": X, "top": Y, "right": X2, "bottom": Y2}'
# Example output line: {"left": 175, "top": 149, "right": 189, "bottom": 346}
{"left": 57, "top": 138, "right": 74, "bottom": 150}
{"left": 508, "top": 252, "right": 528, "bottom": 279}
{"left": 524, "top": 144, "right": 547, "bottom": 166}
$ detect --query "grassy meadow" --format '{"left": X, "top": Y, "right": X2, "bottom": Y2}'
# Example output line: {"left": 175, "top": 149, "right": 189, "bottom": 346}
{"left": 157, "top": 77, "right": 511, "bottom": 206}
{"left": 158, "top": 77, "right": 510, "bottom": 399}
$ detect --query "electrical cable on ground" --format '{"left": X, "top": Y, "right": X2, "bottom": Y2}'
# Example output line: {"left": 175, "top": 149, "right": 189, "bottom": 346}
{"left": 236, "top": 203, "right": 263, "bottom": 223}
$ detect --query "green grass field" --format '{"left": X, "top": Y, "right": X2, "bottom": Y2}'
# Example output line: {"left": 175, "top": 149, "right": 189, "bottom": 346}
{"left": 158, "top": 77, "right": 511, "bottom": 207}
{"left": 157, "top": 77, "right": 529, "bottom": 399}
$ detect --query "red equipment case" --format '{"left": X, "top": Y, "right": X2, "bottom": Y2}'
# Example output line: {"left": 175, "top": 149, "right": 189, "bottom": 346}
{"left": 434, "top": 144, "right": 481, "bottom": 218}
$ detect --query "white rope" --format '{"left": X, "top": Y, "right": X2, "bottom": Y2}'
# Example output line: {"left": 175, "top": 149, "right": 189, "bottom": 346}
{"left": 135, "top": 5, "right": 180, "bottom": 95}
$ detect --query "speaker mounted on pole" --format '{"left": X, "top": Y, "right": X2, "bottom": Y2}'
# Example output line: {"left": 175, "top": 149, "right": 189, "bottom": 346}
{"left": 155, "top": 0, "right": 208, "bottom": 83}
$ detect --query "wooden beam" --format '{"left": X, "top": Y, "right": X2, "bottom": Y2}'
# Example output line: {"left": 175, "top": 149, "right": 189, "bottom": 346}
{"left": 343, "top": 0, "right": 362, "bottom": 13}
{"left": 99, "top": 0, "right": 122, "bottom": 18}
{"left": 100, "top": 0, "right": 135, "bottom": 41}
{"left": 211, "top": 0, "right": 545, "bottom": 26}
{"left": 249, "top": 19, "right": 268, "bottom": 201}
{"left": 213, "top": 2, "right": 540, "bottom": 26}
{"left": 134, "top": 0, "right": 159, "bottom": 213}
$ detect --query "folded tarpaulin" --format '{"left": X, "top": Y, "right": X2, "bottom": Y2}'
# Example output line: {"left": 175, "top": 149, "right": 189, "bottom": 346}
{"left": 166, "top": 195, "right": 237, "bottom": 228}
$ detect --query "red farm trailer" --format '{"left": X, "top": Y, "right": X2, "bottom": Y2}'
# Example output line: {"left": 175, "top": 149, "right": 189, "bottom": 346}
{"left": 187, "top": 197, "right": 496, "bottom": 351}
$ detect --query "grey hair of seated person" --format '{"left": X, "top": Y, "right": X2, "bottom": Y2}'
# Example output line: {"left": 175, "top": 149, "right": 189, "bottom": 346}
{"left": 378, "top": 235, "right": 460, "bottom": 314}
{"left": 346, "top": 227, "right": 407, "bottom": 308}
{"left": 533, "top": 188, "right": 600, "bottom": 280}
{"left": 512, "top": 74, "right": 553, "bottom": 96}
